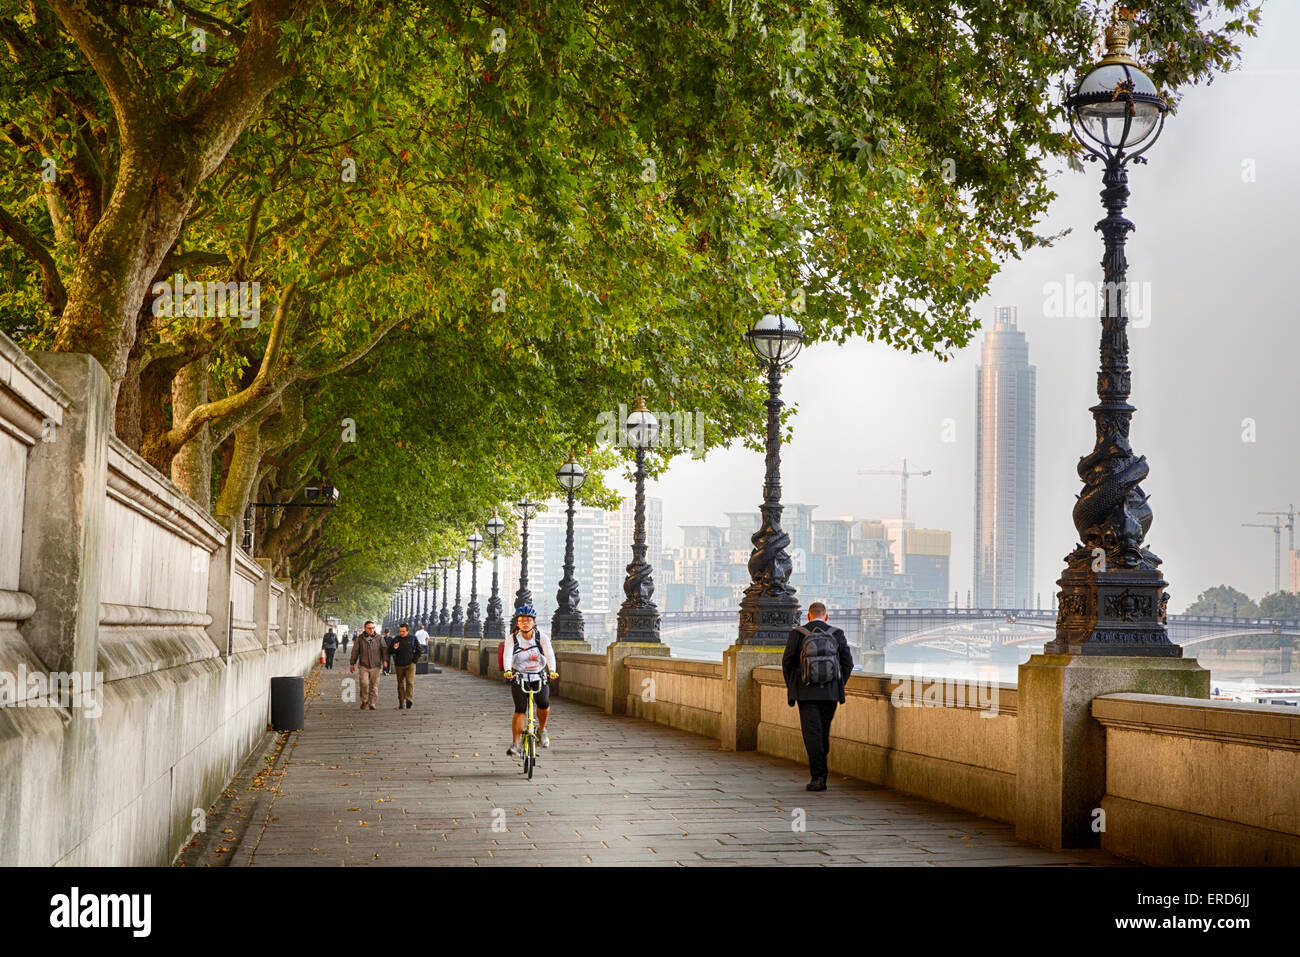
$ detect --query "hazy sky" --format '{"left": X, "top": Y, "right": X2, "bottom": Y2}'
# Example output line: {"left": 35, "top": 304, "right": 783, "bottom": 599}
{"left": 606, "top": 7, "right": 1300, "bottom": 613}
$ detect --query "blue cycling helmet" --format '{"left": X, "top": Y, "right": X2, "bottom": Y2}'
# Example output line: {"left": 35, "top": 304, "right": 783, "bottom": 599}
{"left": 515, "top": 604, "right": 536, "bottom": 618}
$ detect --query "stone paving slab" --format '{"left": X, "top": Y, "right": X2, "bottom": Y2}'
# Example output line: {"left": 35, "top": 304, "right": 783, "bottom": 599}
{"left": 183, "top": 666, "right": 1124, "bottom": 867}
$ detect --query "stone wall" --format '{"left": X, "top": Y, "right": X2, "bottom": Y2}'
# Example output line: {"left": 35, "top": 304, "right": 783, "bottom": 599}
{"left": 625, "top": 656, "right": 723, "bottom": 739}
{"left": 553, "top": 652, "right": 607, "bottom": 709}
{"left": 1093, "top": 693, "right": 1300, "bottom": 865}
{"left": 755, "top": 667, "right": 1017, "bottom": 822}
{"left": 0, "top": 334, "right": 323, "bottom": 866}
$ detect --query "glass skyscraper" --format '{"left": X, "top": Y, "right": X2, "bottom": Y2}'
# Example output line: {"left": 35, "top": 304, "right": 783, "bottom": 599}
{"left": 974, "top": 306, "right": 1036, "bottom": 608}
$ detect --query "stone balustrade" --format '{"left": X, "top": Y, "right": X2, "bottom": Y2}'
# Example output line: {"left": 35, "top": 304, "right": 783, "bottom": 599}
{"left": 0, "top": 332, "right": 325, "bottom": 866}
{"left": 1093, "top": 693, "right": 1300, "bottom": 865}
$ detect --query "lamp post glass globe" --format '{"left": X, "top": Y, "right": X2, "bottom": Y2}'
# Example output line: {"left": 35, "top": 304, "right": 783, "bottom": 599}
{"left": 625, "top": 396, "right": 658, "bottom": 449}
{"left": 1066, "top": 24, "right": 1167, "bottom": 159}
{"left": 486, "top": 515, "right": 505, "bottom": 540}
{"left": 557, "top": 454, "right": 586, "bottom": 491}
{"left": 745, "top": 313, "right": 803, "bottom": 366}
{"left": 514, "top": 499, "right": 538, "bottom": 521}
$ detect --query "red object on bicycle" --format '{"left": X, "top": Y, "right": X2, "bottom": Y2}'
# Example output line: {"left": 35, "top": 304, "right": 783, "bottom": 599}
{"left": 497, "top": 640, "right": 506, "bottom": 671}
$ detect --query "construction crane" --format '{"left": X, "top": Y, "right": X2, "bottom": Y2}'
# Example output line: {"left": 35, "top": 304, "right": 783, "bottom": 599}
{"left": 858, "top": 458, "right": 932, "bottom": 521}
{"left": 1258, "top": 505, "right": 1296, "bottom": 553}
{"left": 1242, "top": 516, "right": 1283, "bottom": 594}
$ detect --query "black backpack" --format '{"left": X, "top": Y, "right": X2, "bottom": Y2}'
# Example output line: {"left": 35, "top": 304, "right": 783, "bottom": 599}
{"left": 798, "top": 624, "right": 841, "bottom": 687}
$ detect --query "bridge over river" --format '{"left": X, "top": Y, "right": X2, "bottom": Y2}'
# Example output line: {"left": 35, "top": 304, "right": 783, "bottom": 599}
{"left": 658, "top": 607, "right": 1300, "bottom": 662}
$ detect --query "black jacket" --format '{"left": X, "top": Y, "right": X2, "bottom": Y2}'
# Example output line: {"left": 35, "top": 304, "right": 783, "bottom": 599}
{"left": 782, "top": 619, "right": 854, "bottom": 705}
{"left": 322, "top": 631, "right": 338, "bottom": 651}
{"left": 388, "top": 633, "right": 419, "bottom": 667}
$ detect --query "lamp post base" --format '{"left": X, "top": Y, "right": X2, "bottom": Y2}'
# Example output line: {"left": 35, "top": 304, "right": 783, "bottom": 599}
{"left": 551, "top": 611, "right": 586, "bottom": 644}
{"left": 737, "top": 593, "right": 801, "bottom": 646}
{"left": 1045, "top": 565, "right": 1179, "bottom": 657}
{"left": 484, "top": 618, "right": 505, "bottom": 640}
{"left": 616, "top": 604, "right": 660, "bottom": 644}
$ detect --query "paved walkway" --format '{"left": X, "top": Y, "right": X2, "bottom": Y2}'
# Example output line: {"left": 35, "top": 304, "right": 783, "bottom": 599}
{"left": 180, "top": 665, "right": 1122, "bottom": 866}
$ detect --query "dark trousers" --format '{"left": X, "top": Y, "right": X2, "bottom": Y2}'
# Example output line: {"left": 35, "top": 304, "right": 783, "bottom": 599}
{"left": 797, "top": 700, "right": 838, "bottom": 778}
{"left": 324, "top": 648, "right": 336, "bottom": 669}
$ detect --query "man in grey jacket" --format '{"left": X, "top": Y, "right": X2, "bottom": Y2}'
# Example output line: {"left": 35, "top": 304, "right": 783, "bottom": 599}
{"left": 349, "top": 621, "right": 388, "bottom": 710}
{"left": 782, "top": 602, "right": 854, "bottom": 791}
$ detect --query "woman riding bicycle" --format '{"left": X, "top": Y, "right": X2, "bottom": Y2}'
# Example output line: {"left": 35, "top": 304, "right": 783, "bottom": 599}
{"left": 503, "top": 605, "right": 558, "bottom": 757}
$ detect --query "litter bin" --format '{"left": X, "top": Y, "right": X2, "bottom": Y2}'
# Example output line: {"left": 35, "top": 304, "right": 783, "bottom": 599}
{"left": 270, "top": 676, "right": 305, "bottom": 731}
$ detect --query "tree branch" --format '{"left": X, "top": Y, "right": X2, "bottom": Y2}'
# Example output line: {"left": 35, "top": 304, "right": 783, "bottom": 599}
{"left": 0, "top": 205, "right": 68, "bottom": 314}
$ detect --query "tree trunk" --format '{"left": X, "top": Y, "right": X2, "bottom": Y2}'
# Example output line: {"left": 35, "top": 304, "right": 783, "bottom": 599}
{"left": 215, "top": 422, "right": 262, "bottom": 524}
{"left": 171, "top": 358, "right": 212, "bottom": 507}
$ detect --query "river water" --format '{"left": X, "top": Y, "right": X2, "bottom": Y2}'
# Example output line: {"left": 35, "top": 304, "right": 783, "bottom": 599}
{"left": 659, "top": 622, "right": 1296, "bottom": 692}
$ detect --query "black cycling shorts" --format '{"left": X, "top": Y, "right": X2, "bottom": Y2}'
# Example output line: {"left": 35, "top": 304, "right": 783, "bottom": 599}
{"left": 510, "top": 674, "right": 550, "bottom": 713}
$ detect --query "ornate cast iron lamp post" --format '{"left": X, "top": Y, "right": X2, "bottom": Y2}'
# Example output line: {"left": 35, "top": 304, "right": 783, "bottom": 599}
{"left": 513, "top": 499, "right": 538, "bottom": 612}
{"left": 1047, "top": 22, "right": 1176, "bottom": 657}
{"left": 617, "top": 397, "right": 661, "bottom": 643}
{"left": 484, "top": 514, "right": 507, "bottom": 639}
{"left": 465, "top": 533, "right": 484, "bottom": 638}
{"left": 553, "top": 454, "right": 587, "bottom": 642}
{"left": 437, "top": 556, "right": 451, "bottom": 636}
{"left": 451, "top": 551, "right": 465, "bottom": 636}
{"left": 738, "top": 313, "right": 804, "bottom": 645}
{"left": 431, "top": 566, "right": 441, "bottom": 629}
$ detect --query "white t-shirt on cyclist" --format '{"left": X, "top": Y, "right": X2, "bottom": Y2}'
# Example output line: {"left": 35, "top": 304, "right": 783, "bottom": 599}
{"left": 509, "top": 630, "right": 556, "bottom": 675}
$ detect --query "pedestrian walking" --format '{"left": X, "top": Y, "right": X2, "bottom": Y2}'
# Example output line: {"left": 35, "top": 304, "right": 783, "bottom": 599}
{"left": 380, "top": 628, "right": 392, "bottom": 675}
{"left": 414, "top": 622, "right": 429, "bottom": 662}
{"left": 349, "top": 621, "right": 388, "bottom": 710}
{"left": 782, "top": 601, "right": 854, "bottom": 791}
{"left": 322, "top": 628, "right": 339, "bottom": 669}
{"left": 390, "top": 623, "right": 420, "bottom": 710}
{"left": 340, "top": 630, "right": 348, "bottom": 652}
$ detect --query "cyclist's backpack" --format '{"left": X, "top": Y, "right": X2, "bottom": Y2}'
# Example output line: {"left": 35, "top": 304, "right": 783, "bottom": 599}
{"left": 798, "top": 625, "right": 841, "bottom": 687}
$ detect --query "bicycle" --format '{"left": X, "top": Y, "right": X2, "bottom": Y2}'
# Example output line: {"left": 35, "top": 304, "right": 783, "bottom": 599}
{"left": 514, "top": 671, "right": 548, "bottom": 779}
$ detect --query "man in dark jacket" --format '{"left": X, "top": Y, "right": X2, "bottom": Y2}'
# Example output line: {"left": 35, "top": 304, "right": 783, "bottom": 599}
{"left": 782, "top": 602, "right": 855, "bottom": 791}
{"left": 322, "top": 629, "right": 339, "bottom": 669}
{"left": 389, "top": 623, "right": 420, "bottom": 711}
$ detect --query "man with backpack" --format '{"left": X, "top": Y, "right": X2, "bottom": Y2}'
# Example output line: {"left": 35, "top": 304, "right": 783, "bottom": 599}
{"left": 321, "top": 628, "right": 339, "bottom": 669}
{"left": 782, "top": 601, "right": 855, "bottom": 791}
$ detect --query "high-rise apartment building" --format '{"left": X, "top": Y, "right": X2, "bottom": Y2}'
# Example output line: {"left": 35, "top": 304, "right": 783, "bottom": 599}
{"left": 609, "top": 495, "right": 664, "bottom": 572}
{"left": 974, "top": 306, "right": 1037, "bottom": 608}
{"left": 501, "top": 502, "right": 613, "bottom": 628}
